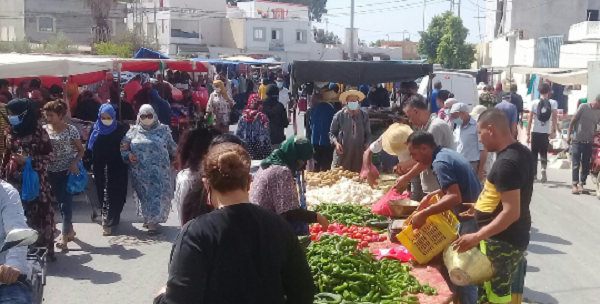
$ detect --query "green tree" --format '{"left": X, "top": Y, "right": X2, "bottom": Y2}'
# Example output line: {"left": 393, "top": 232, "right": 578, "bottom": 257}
{"left": 95, "top": 42, "right": 132, "bottom": 58}
{"left": 40, "top": 33, "right": 79, "bottom": 54}
{"left": 370, "top": 39, "right": 383, "bottom": 47}
{"left": 85, "top": 0, "right": 118, "bottom": 42}
{"left": 417, "top": 11, "right": 474, "bottom": 68}
{"left": 313, "top": 27, "right": 341, "bottom": 45}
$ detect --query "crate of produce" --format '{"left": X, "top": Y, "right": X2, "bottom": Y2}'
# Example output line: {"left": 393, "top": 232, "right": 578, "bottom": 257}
{"left": 397, "top": 195, "right": 459, "bottom": 264}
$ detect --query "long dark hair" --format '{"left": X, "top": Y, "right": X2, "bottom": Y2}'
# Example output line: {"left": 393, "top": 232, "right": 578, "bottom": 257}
{"left": 175, "top": 119, "right": 221, "bottom": 172}
{"left": 180, "top": 134, "right": 248, "bottom": 226}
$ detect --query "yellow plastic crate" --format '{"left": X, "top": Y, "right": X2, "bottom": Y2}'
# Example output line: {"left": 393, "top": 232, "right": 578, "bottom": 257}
{"left": 397, "top": 195, "right": 459, "bottom": 264}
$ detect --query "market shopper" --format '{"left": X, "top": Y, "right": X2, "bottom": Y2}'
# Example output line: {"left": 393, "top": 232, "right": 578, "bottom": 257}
{"left": 309, "top": 90, "right": 338, "bottom": 172}
{"left": 75, "top": 90, "right": 101, "bottom": 122}
{"left": 173, "top": 119, "right": 221, "bottom": 224}
{"left": 149, "top": 89, "right": 172, "bottom": 126}
{"left": 121, "top": 104, "right": 177, "bottom": 235}
{"left": 89, "top": 104, "right": 130, "bottom": 236}
{"left": 154, "top": 142, "right": 315, "bottom": 304}
{"left": 449, "top": 103, "right": 488, "bottom": 182}
{"left": 479, "top": 85, "right": 496, "bottom": 108}
{"left": 363, "top": 123, "right": 413, "bottom": 187}
{"left": 526, "top": 82, "right": 558, "bottom": 183}
{"left": 43, "top": 101, "right": 85, "bottom": 250}
{"left": 330, "top": 90, "right": 371, "bottom": 173}
{"left": 429, "top": 80, "right": 442, "bottom": 114}
{"left": 250, "top": 135, "right": 329, "bottom": 235}
{"left": 405, "top": 130, "right": 481, "bottom": 304}
{"left": 395, "top": 95, "right": 454, "bottom": 200}
{"left": 235, "top": 94, "right": 272, "bottom": 160}
{"left": 110, "top": 86, "right": 136, "bottom": 121}
{"left": 2, "top": 98, "right": 55, "bottom": 261}
{"left": 124, "top": 75, "right": 143, "bottom": 103}
{"left": 205, "top": 80, "right": 232, "bottom": 133}
{"left": 0, "top": 180, "right": 33, "bottom": 304}
{"left": 509, "top": 84, "right": 524, "bottom": 123}
{"left": 495, "top": 93, "right": 519, "bottom": 137}
{"left": 436, "top": 90, "right": 451, "bottom": 121}
{"left": 567, "top": 94, "right": 600, "bottom": 194}
{"left": 262, "top": 84, "right": 289, "bottom": 150}
{"left": 453, "top": 108, "right": 533, "bottom": 304}
{"left": 367, "top": 84, "right": 390, "bottom": 108}
{"left": 277, "top": 75, "right": 292, "bottom": 118}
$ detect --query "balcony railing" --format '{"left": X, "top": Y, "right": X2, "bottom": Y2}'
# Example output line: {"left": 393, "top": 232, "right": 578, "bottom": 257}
{"left": 569, "top": 21, "right": 600, "bottom": 41}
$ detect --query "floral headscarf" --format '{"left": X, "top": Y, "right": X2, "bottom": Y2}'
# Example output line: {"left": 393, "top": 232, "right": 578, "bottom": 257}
{"left": 137, "top": 104, "right": 160, "bottom": 131}
{"left": 242, "top": 94, "right": 268, "bottom": 129}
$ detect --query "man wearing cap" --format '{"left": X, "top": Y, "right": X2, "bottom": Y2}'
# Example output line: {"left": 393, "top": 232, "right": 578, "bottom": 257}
{"left": 495, "top": 92, "right": 519, "bottom": 137}
{"left": 329, "top": 90, "right": 371, "bottom": 173}
{"left": 449, "top": 103, "right": 488, "bottom": 182}
{"left": 309, "top": 90, "right": 338, "bottom": 172}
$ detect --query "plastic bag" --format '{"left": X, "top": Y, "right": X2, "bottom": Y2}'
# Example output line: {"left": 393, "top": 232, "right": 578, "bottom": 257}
{"left": 371, "top": 188, "right": 410, "bottom": 217}
{"left": 359, "top": 163, "right": 379, "bottom": 180}
{"left": 21, "top": 157, "right": 40, "bottom": 201}
{"left": 371, "top": 245, "right": 414, "bottom": 262}
{"left": 67, "top": 160, "right": 88, "bottom": 194}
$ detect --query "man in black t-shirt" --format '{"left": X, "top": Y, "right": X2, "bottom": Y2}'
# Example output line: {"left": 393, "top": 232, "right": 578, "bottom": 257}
{"left": 453, "top": 108, "right": 533, "bottom": 304}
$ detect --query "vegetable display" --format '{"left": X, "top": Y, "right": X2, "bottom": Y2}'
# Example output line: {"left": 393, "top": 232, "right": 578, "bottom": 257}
{"left": 313, "top": 203, "right": 387, "bottom": 227}
{"left": 307, "top": 178, "right": 384, "bottom": 207}
{"left": 306, "top": 167, "right": 362, "bottom": 187}
{"left": 307, "top": 235, "right": 437, "bottom": 304}
{"left": 310, "top": 223, "right": 387, "bottom": 249}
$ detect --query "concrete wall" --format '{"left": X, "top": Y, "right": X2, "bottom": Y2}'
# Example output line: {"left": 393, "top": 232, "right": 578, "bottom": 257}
{"left": 243, "top": 18, "right": 311, "bottom": 53}
{"left": 24, "top": 0, "right": 127, "bottom": 44}
{"left": 560, "top": 42, "right": 600, "bottom": 68}
{"left": 0, "top": 0, "right": 25, "bottom": 41}
{"left": 508, "top": 0, "right": 587, "bottom": 40}
{"left": 491, "top": 36, "right": 514, "bottom": 67}
{"left": 170, "top": 0, "right": 226, "bottom": 12}
{"left": 201, "top": 18, "right": 222, "bottom": 46}
{"left": 236, "top": 1, "right": 308, "bottom": 20}
{"left": 514, "top": 39, "right": 536, "bottom": 66}
{"left": 220, "top": 18, "right": 245, "bottom": 49}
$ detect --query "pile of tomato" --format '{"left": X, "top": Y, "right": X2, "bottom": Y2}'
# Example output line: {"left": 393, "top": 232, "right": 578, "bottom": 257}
{"left": 309, "top": 222, "right": 387, "bottom": 249}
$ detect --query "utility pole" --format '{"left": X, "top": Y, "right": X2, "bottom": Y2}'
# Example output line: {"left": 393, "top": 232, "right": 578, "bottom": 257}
{"left": 458, "top": 0, "right": 461, "bottom": 17}
{"left": 422, "top": 0, "right": 426, "bottom": 31}
{"left": 386, "top": 34, "right": 389, "bottom": 41}
{"left": 154, "top": 0, "right": 158, "bottom": 47}
{"left": 350, "top": 0, "right": 355, "bottom": 61}
{"left": 325, "top": 18, "right": 329, "bottom": 33}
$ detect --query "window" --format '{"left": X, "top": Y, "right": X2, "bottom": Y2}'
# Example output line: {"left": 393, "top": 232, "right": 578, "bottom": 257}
{"left": 107, "top": 19, "right": 118, "bottom": 37}
{"left": 271, "top": 28, "right": 283, "bottom": 41}
{"left": 253, "top": 27, "right": 265, "bottom": 41}
{"left": 588, "top": 10, "right": 599, "bottom": 21}
{"left": 296, "top": 30, "right": 307, "bottom": 43}
{"left": 37, "top": 17, "right": 54, "bottom": 33}
{"left": 171, "top": 20, "right": 199, "bottom": 39}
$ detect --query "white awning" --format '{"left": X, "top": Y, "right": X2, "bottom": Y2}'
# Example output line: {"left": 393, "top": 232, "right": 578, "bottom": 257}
{"left": 536, "top": 70, "right": 588, "bottom": 86}
{"left": 0, "top": 54, "right": 114, "bottom": 79}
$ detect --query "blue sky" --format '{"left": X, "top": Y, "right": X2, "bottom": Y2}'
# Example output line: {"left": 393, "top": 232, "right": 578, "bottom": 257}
{"left": 312, "top": 0, "right": 486, "bottom": 44}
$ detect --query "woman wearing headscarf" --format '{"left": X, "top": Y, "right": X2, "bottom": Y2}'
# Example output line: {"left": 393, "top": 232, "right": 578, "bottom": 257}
{"left": 492, "top": 82, "right": 503, "bottom": 103}
{"left": 235, "top": 94, "right": 272, "bottom": 160}
{"left": 75, "top": 90, "right": 101, "bottom": 122}
{"left": 149, "top": 89, "right": 172, "bottom": 126}
{"left": 250, "top": 136, "right": 329, "bottom": 236}
{"left": 66, "top": 81, "right": 80, "bottom": 113}
{"left": 89, "top": 104, "right": 130, "bottom": 236}
{"left": 110, "top": 85, "right": 136, "bottom": 121}
{"left": 205, "top": 80, "right": 232, "bottom": 133}
{"left": 262, "top": 84, "right": 289, "bottom": 150}
{"left": 121, "top": 104, "right": 177, "bottom": 235}
{"left": 1, "top": 98, "right": 55, "bottom": 261}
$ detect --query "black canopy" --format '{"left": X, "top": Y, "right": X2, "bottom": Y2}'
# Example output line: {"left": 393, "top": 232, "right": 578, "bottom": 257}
{"left": 291, "top": 60, "right": 433, "bottom": 87}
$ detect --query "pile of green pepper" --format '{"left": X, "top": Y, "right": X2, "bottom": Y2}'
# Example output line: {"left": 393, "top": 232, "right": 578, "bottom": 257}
{"left": 313, "top": 203, "right": 387, "bottom": 227}
{"left": 307, "top": 235, "right": 437, "bottom": 304}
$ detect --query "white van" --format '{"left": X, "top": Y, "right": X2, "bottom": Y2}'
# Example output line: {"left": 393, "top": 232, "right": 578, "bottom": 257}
{"left": 418, "top": 72, "right": 479, "bottom": 110}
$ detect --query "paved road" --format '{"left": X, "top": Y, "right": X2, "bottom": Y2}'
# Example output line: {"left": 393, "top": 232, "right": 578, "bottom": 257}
{"left": 42, "top": 115, "right": 591, "bottom": 304}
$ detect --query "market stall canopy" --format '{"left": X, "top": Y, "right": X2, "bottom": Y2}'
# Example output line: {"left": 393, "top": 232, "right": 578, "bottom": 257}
{"left": 292, "top": 60, "right": 433, "bottom": 86}
{"left": 0, "top": 53, "right": 114, "bottom": 79}
{"left": 536, "top": 70, "right": 588, "bottom": 86}
{"left": 133, "top": 47, "right": 171, "bottom": 60}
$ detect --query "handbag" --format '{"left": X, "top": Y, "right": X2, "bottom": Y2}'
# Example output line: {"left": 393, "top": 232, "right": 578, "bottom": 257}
{"left": 67, "top": 160, "right": 88, "bottom": 194}
{"left": 21, "top": 157, "right": 40, "bottom": 201}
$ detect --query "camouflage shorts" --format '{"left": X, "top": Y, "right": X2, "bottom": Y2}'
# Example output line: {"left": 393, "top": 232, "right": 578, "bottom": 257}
{"left": 478, "top": 239, "right": 524, "bottom": 304}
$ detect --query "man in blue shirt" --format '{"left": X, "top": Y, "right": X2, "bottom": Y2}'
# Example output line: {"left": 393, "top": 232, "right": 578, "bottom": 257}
{"left": 429, "top": 80, "right": 442, "bottom": 114}
{"left": 309, "top": 90, "right": 338, "bottom": 171}
{"left": 449, "top": 103, "right": 488, "bottom": 182}
{"left": 495, "top": 92, "right": 519, "bottom": 138}
{"left": 406, "top": 130, "right": 481, "bottom": 304}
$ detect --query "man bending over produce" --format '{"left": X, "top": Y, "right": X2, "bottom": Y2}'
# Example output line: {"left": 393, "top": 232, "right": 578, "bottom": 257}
{"left": 405, "top": 130, "right": 481, "bottom": 304}
{"left": 453, "top": 108, "right": 533, "bottom": 304}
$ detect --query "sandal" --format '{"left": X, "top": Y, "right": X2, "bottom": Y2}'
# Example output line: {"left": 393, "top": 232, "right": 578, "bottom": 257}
{"left": 56, "top": 236, "right": 69, "bottom": 251}
{"left": 103, "top": 226, "right": 112, "bottom": 236}
{"left": 147, "top": 223, "right": 158, "bottom": 235}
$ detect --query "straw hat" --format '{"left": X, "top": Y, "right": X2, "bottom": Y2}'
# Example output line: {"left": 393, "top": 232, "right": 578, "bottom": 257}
{"left": 321, "top": 89, "right": 340, "bottom": 103}
{"left": 382, "top": 123, "right": 414, "bottom": 156}
{"left": 339, "top": 90, "right": 366, "bottom": 102}
{"left": 470, "top": 105, "right": 488, "bottom": 121}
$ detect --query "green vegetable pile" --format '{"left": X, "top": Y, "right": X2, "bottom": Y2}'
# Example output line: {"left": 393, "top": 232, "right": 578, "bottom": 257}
{"left": 308, "top": 235, "right": 437, "bottom": 304}
{"left": 314, "top": 203, "right": 387, "bottom": 227}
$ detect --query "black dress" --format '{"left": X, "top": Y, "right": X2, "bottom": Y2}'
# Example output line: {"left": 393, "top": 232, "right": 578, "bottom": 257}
{"left": 154, "top": 203, "right": 315, "bottom": 304}
{"left": 92, "top": 122, "right": 130, "bottom": 227}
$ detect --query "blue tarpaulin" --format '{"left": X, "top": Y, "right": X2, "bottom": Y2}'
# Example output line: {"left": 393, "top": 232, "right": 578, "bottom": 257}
{"left": 133, "top": 48, "right": 171, "bottom": 59}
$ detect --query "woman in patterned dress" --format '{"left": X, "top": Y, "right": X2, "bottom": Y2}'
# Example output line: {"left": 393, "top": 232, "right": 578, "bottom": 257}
{"left": 235, "top": 94, "right": 272, "bottom": 160}
{"left": 1, "top": 98, "right": 55, "bottom": 261}
{"left": 205, "top": 80, "right": 232, "bottom": 133}
{"left": 121, "top": 104, "right": 177, "bottom": 235}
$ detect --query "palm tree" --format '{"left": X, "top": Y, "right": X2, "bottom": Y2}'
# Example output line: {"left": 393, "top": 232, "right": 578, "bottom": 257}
{"left": 85, "top": 0, "right": 117, "bottom": 43}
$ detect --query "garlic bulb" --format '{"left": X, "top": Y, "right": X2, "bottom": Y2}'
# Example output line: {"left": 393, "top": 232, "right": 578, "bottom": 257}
{"left": 306, "top": 177, "right": 385, "bottom": 207}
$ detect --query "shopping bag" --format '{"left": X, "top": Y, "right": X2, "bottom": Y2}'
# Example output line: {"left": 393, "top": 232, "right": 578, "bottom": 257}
{"left": 371, "top": 188, "right": 410, "bottom": 216}
{"left": 21, "top": 157, "right": 40, "bottom": 201}
{"left": 360, "top": 163, "right": 379, "bottom": 180}
{"left": 67, "top": 160, "right": 88, "bottom": 194}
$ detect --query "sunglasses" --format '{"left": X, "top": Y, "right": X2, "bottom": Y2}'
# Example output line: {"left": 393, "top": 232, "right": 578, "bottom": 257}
{"left": 140, "top": 113, "right": 154, "bottom": 120}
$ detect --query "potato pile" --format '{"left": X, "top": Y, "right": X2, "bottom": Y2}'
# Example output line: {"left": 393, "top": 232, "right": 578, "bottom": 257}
{"left": 306, "top": 167, "right": 362, "bottom": 187}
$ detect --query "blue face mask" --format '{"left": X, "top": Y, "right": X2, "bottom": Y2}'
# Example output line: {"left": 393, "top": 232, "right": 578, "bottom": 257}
{"left": 347, "top": 101, "right": 360, "bottom": 110}
{"left": 8, "top": 115, "right": 21, "bottom": 126}
{"left": 453, "top": 117, "right": 463, "bottom": 126}
{"left": 444, "top": 109, "right": 450, "bottom": 115}
{"left": 277, "top": 82, "right": 284, "bottom": 88}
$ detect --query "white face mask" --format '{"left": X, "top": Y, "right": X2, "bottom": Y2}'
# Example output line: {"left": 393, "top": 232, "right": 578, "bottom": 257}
{"left": 101, "top": 119, "right": 113, "bottom": 126}
{"left": 214, "top": 88, "right": 222, "bottom": 93}
{"left": 141, "top": 118, "right": 154, "bottom": 126}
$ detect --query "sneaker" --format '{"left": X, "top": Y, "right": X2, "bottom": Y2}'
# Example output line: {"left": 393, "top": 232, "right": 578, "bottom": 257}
{"left": 541, "top": 170, "right": 547, "bottom": 183}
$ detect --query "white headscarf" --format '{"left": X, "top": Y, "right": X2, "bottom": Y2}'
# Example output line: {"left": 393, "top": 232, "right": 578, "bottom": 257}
{"left": 444, "top": 98, "right": 458, "bottom": 108}
{"left": 137, "top": 104, "right": 160, "bottom": 131}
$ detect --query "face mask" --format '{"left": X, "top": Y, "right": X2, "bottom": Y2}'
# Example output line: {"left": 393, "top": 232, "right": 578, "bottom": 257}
{"left": 277, "top": 82, "right": 284, "bottom": 88}
{"left": 101, "top": 119, "right": 113, "bottom": 126}
{"left": 453, "top": 117, "right": 463, "bottom": 126}
{"left": 444, "top": 109, "right": 450, "bottom": 115}
{"left": 347, "top": 101, "right": 360, "bottom": 110}
{"left": 253, "top": 75, "right": 258, "bottom": 79}
{"left": 8, "top": 115, "right": 21, "bottom": 126}
{"left": 214, "top": 88, "right": 221, "bottom": 93}
{"left": 141, "top": 118, "right": 154, "bottom": 126}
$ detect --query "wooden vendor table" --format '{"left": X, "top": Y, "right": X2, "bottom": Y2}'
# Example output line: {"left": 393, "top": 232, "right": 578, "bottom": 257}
{"left": 369, "top": 241, "right": 454, "bottom": 304}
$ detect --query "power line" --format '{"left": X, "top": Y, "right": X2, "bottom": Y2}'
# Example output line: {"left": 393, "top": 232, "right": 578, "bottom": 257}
{"left": 324, "top": 0, "right": 447, "bottom": 17}
{"left": 464, "top": 0, "right": 561, "bottom": 13}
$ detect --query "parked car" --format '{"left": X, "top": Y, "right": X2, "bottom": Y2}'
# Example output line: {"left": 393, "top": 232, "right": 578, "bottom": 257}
{"left": 418, "top": 72, "right": 479, "bottom": 110}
